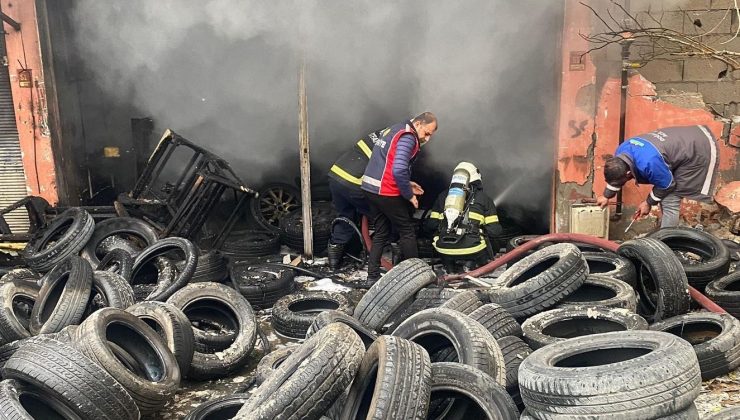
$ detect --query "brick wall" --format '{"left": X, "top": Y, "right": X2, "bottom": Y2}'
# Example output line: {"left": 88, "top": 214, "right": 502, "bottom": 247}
{"left": 628, "top": 0, "right": 740, "bottom": 116}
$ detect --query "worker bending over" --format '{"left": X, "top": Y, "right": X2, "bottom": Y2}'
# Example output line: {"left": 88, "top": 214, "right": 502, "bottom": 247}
{"left": 424, "top": 162, "right": 501, "bottom": 273}
{"left": 597, "top": 125, "right": 719, "bottom": 228}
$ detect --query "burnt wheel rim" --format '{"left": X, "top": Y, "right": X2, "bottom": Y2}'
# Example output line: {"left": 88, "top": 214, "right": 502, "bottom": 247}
{"left": 258, "top": 187, "right": 299, "bottom": 226}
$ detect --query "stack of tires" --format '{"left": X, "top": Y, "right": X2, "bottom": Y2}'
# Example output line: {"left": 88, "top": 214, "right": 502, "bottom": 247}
{"left": 0, "top": 207, "right": 271, "bottom": 418}
{"left": 278, "top": 201, "right": 336, "bottom": 255}
{"left": 195, "top": 227, "right": 740, "bottom": 419}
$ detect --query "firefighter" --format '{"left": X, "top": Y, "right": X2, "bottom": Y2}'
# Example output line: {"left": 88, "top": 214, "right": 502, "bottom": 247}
{"left": 361, "top": 112, "right": 436, "bottom": 283}
{"left": 423, "top": 162, "right": 502, "bottom": 272}
{"left": 326, "top": 129, "right": 379, "bottom": 270}
{"left": 596, "top": 125, "right": 720, "bottom": 228}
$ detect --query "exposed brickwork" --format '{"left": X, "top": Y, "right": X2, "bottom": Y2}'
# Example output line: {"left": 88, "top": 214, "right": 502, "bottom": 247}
{"left": 697, "top": 81, "right": 740, "bottom": 103}
{"left": 654, "top": 82, "right": 699, "bottom": 91}
{"left": 638, "top": 60, "right": 684, "bottom": 82}
{"left": 684, "top": 10, "right": 735, "bottom": 34}
{"left": 623, "top": 3, "right": 740, "bottom": 118}
{"left": 683, "top": 58, "right": 730, "bottom": 81}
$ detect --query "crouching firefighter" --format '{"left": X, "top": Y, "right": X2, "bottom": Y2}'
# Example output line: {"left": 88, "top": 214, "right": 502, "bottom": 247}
{"left": 424, "top": 162, "right": 502, "bottom": 273}
{"left": 326, "top": 129, "right": 383, "bottom": 270}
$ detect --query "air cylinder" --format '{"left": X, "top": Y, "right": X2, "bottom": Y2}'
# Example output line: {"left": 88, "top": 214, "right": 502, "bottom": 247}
{"left": 443, "top": 163, "right": 477, "bottom": 230}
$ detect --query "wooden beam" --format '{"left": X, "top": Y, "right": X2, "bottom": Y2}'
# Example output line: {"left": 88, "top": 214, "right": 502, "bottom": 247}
{"left": 298, "top": 58, "right": 313, "bottom": 258}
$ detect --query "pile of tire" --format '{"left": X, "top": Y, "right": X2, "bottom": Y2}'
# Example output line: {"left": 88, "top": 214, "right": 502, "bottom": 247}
{"left": 220, "top": 229, "right": 281, "bottom": 260}
{"left": 188, "top": 229, "right": 740, "bottom": 419}
{"left": 278, "top": 201, "right": 336, "bottom": 255}
{"left": 0, "top": 208, "right": 275, "bottom": 418}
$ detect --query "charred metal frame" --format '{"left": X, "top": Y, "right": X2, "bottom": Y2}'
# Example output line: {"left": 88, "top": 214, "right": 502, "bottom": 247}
{"left": 121, "top": 129, "right": 257, "bottom": 246}
{"left": 0, "top": 196, "right": 49, "bottom": 241}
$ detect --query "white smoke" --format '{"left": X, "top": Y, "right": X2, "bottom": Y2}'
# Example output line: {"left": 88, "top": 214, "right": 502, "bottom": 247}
{"left": 70, "top": 0, "right": 562, "bottom": 231}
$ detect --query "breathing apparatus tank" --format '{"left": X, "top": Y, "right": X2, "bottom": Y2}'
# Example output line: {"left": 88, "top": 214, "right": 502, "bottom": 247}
{"left": 443, "top": 162, "right": 482, "bottom": 231}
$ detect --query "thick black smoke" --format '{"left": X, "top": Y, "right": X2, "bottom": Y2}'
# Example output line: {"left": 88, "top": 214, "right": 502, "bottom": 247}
{"left": 71, "top": 0, "right": 562, "bottom": 232}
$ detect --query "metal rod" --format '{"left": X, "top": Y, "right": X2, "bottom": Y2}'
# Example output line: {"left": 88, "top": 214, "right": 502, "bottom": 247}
{"left": 213, "top": 195, "right": 248, "bottom": 250}
{"left": 615, "top": 39, "right": 634, "bottom": 218}
{"left": 1, "top": 12, "right": 21, "bottom": 31}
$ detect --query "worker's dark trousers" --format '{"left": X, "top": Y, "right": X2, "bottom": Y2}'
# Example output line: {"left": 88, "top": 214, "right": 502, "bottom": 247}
{"left": 364, "top": 192, "right": 418, "bottom": 278}
{"left": 329, "top": 179, "right": 370, "bottom": 245}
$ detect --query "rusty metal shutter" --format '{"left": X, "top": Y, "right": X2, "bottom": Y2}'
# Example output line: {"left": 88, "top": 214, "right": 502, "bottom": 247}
{"left": 0, "top": 32, "right": 30, "bottom": 232}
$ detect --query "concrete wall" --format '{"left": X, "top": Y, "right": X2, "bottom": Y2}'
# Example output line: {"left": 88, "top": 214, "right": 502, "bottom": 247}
{"left": 555, "top": 0, "right": 739, "bottom": 238}
{"left": 630, "top": 0, "right": 740, "bottom": 118}
{"left": 1, "top": 0, "right": 58, "bottom": 204}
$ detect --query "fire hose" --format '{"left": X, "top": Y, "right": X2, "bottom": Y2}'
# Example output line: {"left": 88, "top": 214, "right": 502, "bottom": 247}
{"left": 361, "top": 226, "right": 726, "bottom": 314}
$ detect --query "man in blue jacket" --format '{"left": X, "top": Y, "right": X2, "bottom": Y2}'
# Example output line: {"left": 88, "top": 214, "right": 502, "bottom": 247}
{"left": 361, "top": 112, "right": 437, "bottom": 283}
{"left": 597, "top": 125, "right": 719, "bottom": 228}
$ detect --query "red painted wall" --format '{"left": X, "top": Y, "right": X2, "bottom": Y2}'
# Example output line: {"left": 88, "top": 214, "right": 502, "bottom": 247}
{"left": 555, "top": 0, "right": 739, "bottom": 237}
{"left": 1, "top": 0, "right": 58, "bottom": 205}
{"left": 593, "top": 75, "right": 737, "bottom": 214}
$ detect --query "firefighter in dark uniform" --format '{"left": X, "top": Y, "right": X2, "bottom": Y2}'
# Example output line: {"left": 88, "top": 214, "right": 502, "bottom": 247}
{"left": 326, "top": 129, "right": 382, "bottom": 269}
{"left": 424, "top": 162, "right": 502, "bottom": 273}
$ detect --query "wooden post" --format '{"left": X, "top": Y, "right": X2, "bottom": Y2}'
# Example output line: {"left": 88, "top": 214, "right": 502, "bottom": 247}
{"left": 298, "top": 58, "right": 313, "bottom": 258}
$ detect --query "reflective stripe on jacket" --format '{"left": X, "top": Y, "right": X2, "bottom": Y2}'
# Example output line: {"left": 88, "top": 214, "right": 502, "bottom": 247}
{"left": 328, "top": 130, "right": 381, "bottom": 189}
{"left": 424, "top": 189, "right": 502, "bottom": 256}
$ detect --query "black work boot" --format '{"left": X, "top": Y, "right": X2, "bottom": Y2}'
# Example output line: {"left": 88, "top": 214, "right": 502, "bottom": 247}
{"left": 361, "top": 272, "right": 380, "bottom": 288}
{"left": 391, "top": 243, "right": 402, "bottom": 265}
{"left": 327, "top": 243, "right": 345, "bottom": 270}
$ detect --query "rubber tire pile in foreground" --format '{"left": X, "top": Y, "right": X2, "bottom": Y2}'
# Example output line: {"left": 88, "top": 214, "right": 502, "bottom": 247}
{"left": 0, "top": 208, "right": 269, "bottom": 418}
{"left": 224, "top": 230, "right": 737, "bottom": 419}
{"left": 3, "top": 209, "right": 740, "bottom": 420}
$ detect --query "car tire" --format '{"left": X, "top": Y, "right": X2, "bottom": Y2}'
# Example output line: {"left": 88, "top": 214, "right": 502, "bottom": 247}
{"left": 518, "top": 330, "right": 701, "bottom": 419}
{"left": 521, "top": 306, "right": 649, "bottom": 349}
{"left": 81, "top": 217, "right": 159, "bottom": 267}
{"left": 468, "top": 303, "right": 522, "bottom": 339}
{"left": 97, "top": 249, "right": 134, "bottom": 283}
{"left": 392, "top": 307, "right": 506, "bottom": 385}
{"left": 0, "top": 281, "right": 38, "bottom": 344}
{"left": 649, "top": 227, "right": 731, "bottom": 290}
{"left": 557, "top": 274, "right": 638, "bottom": 312}
{"left": 29, "top": 256, "right": 93, "bottom": 335}
{"left": 354, "top": 258, "right": 437, "bottom": 332}
{"left": 255, "top": 345, "right": 297, "bottom": 385}
{"left": 237, "top": 323, "right": 364, "bottom": 420}
{"left": 131, "top": 237, "right": 198, "bottom": 301}
{"left": 341, "top": 335, "right": 432, "bottom": 420}
{"left": 22, "top": 208, "right": 94, "bottom": 272}
{"left": 72, "top": 308, "right": 181, "bottom": 414}
{"left": 650, "top": 312, "right": 740, "bottom": 380}
{"left": 581, "top": 251, "right": 637, "bottom": 287}
{"left": 184, "top": 393, "right": 250, "bottom": 420}
{"left": 705, "top": 271, "right": 740, "bottom": 319}
{"left": 230, "top": 264, "right": 295, "bottom": 309}
{"left": 617, "top": 237, "right": 691, "bottom": 322}
{"left": 271, "top": 291, "right": 353, "bottom": 338}
{"left": 167, "top": 282, "right": 257, "bottom": 380}
{"left": 2, "top": 336, "right": 140, "bottom": 420}
{"left": 488, "top": 243, "right": 587, "bottom": 319}
{"left": 428, "top": 362, "right": 518, "bottom": 420}
{"left": 127, "top": 301, "right": 195, "bottom": 377}
{"left": 498, "top": 335, "right": 532, "bottom": 410}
